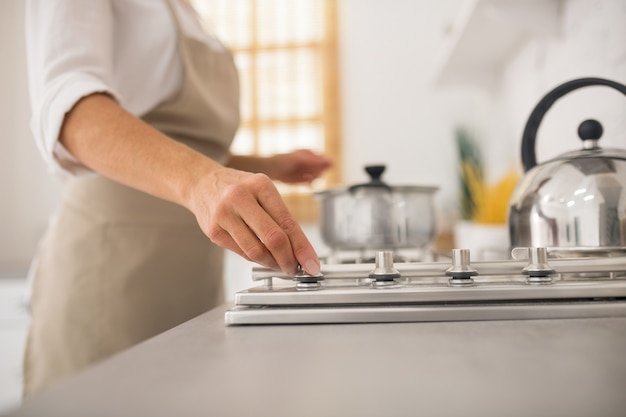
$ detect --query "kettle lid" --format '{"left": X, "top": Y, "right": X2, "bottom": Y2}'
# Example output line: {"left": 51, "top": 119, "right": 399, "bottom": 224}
{"left": 546, "top": 119, "right": 626, "bottom": 167}
{"left": 521, "top": 77, "right": 626, "bottom": 171}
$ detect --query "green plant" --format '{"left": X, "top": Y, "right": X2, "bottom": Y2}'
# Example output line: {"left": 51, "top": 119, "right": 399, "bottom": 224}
{"left": 455, "top": 127, "right": 484, "bottom": 221}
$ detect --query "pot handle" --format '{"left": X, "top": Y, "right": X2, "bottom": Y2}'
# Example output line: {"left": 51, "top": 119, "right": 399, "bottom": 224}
{"left": 521, "top": 77, "right": 626, "bottom": 171}
{"left": 348, "top": 165, "right": 392, "bottom": 192}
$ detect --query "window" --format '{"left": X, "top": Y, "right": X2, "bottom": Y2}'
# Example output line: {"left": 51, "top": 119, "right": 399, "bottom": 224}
{"left": 190, "top": 0, "right": 342, "bottom": 222}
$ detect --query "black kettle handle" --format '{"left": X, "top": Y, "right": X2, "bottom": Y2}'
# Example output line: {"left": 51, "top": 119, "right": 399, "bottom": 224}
{"left": 521, "top": 77, "right": 626, "bottom": 172}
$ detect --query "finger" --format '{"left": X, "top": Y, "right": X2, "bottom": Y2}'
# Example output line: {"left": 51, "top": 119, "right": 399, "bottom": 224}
{"left": 213, "top": 215, "right": 281, "bottom": 272}
{"left": 254, "top": 189, "right": 320, "bottom": 276}
{"left": 235, "top": 202, "right": 300, "bottom": 274}
{"left": 211, "top": 228, "right": 253, "bottom": 262}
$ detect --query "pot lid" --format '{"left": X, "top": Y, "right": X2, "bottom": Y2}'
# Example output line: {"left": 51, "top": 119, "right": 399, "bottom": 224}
{"left": 315, "top": 165, "right": 439, "bottom": 196}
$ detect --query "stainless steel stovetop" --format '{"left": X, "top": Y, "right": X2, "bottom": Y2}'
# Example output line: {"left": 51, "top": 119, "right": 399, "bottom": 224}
{"left": 225, "top": 247, "right": 626, "bottom": 325}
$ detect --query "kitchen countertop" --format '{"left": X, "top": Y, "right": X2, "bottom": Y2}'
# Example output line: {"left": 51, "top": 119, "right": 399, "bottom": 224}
{"left": 5, "top": 305, "right": 626, "bottom": 417}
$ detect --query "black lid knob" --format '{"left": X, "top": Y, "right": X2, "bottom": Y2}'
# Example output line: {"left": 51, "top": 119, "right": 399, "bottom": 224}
{"left": 578, "top": 119, "right": 603, "bottom": 141}
{"left": 364, "top": 165, "right": 386, "bottom": 182}
{"left": 348, "top": 165, "right": 391, "bottom": 193}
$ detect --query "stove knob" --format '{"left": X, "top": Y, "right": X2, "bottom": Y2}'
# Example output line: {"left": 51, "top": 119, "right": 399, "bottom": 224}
{"left": 445, "top": 249, "right": 477, "bottom": 286}
{"left": 523, "top": 247, "right": 555, "bottom": 284}
{"left": 369, "top": 251, "right": 401, "bottom": 287}
{"left": 293, "top": 265, "right": 325, "bottom": 290}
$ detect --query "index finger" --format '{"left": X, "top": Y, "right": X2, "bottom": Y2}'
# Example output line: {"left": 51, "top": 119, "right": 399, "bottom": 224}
{"left": 253, "top": 185, "right": 321, "bottom": 276}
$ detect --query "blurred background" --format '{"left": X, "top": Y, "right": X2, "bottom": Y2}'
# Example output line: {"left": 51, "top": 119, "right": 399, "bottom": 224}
{"left": 0, "top": 0, "right": 625, "bottom": 411}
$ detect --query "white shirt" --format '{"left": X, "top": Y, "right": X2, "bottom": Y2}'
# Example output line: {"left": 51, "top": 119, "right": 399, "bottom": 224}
{"left": 25, "top": 0, "right": 220, "bottom": 178}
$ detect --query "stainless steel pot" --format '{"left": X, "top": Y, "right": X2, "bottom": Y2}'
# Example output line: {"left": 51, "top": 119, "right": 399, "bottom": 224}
{"left": 508, "top": 77, "right": 626, "bottom": 252}
{"left": 315, "top": 165, "right": 438, "bottom": 251}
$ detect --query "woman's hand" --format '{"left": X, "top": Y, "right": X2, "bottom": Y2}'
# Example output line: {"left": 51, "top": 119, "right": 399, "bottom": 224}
{"left": 187, "top": 166, "right": 321, "bottom": 275}
{"left": 207, "top": 149, "right": 331, "bottom": 273}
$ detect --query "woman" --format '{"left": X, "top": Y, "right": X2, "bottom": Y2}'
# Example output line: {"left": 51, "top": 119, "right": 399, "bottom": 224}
{"left": 24, "top": 0, "right": 331, "bottom": 395}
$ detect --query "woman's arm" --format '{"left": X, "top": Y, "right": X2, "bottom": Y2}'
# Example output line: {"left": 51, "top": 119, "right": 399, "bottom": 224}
{"left": 60, "top": 93, "right": 321, "bottom": 275}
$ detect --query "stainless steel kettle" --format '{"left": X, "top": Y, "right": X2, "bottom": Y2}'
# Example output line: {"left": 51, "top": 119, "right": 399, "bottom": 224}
{"left": 508, "top": 77, "right": 626, "bottom": 253}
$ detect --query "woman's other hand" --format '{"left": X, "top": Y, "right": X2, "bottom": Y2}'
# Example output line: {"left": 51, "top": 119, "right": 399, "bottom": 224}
{"left": 265, "top": 149, "right": 332, "bottom": 184}
{"left": 227, "top": 149, "right": 332, "bottom": 184}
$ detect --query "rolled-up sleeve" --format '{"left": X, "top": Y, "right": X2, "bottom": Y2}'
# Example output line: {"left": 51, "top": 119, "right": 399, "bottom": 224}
{"left": 25, "top": 0, "right": 122, "bottom": 177}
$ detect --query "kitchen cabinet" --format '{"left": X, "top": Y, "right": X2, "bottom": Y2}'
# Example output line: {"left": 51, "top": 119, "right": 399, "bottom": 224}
{"left": 433, "top": 0, "right": 560, "bottom": 92}
{"left": 5, "top": 305, "right": 626, "bottom": 417}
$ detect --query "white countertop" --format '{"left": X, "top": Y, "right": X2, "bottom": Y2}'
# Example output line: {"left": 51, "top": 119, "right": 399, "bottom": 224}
{"left": 5, "top": 305, "right": 626, "bottom": 417}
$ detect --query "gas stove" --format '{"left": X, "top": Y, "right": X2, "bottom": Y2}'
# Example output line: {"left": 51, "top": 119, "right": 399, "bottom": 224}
{"left": 225, "top": 247, "right": 626, "bottom": 325}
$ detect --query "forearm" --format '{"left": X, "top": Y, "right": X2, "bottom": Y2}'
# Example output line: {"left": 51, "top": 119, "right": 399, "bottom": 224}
{"left": 60, "top": 93, "right": 322, "bottom": 275}
{"left": 59, "top": 93, "right": 220, "bottom": 209}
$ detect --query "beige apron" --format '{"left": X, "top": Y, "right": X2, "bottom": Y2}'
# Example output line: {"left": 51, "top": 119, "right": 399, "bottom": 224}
{"left": 23, "top": 0, "right": 239, "bottom": 396}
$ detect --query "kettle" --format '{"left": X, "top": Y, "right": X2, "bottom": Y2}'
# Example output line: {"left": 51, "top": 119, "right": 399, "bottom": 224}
{"left": 508, "top": 77, "right": 626, "bottom": 254}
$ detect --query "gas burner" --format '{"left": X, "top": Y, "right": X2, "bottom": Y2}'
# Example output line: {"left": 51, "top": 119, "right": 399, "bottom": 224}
{"left": 225, "top": 248, "right": 626, "bottom": 325}
{"left": 321, "top": 246, "right": 437, "bottom": 265}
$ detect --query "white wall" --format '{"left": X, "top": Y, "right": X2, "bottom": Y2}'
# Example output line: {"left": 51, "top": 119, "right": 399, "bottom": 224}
{"left": 0, "top": 0, "right": 62, "bottom": 276}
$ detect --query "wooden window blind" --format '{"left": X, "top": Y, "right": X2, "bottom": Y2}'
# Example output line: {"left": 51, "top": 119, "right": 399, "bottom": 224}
{"left": 190, "top": 0, "right": 342, "bottom": 222}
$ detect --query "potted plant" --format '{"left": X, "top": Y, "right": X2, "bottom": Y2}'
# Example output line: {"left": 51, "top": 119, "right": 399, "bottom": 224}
{"left": 454, "top": 127, "right": 519, "bottom": 259}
